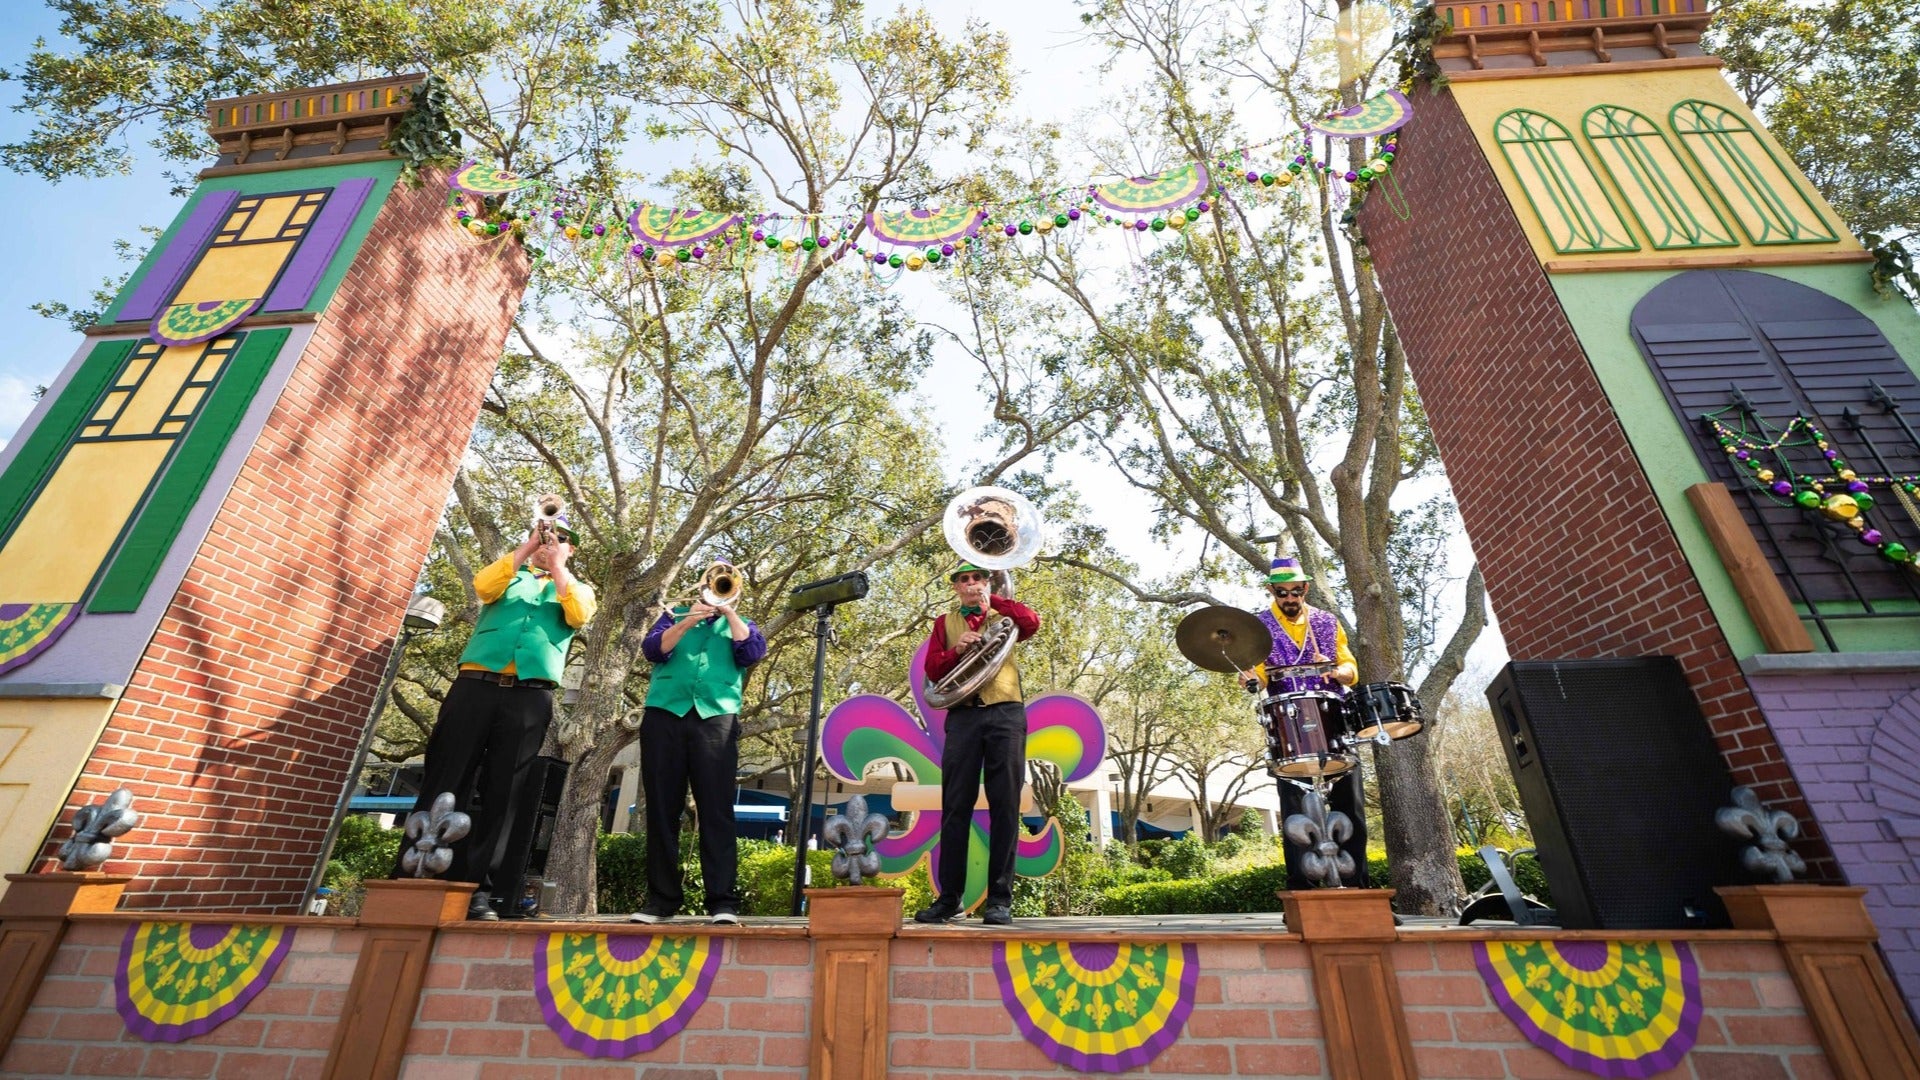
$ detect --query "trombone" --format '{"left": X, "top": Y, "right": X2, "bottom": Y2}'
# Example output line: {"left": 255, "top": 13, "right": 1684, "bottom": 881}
{"left": 668, "top": 561, "right": 745, "bottom": 609}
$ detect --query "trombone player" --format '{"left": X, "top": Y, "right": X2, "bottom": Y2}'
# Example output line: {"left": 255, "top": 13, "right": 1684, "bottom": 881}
{"left": 630, "top": 563, "right": 765, "bottom": 925}
{"left": 914, "top": 560, "right": 1041, "bottom": 926}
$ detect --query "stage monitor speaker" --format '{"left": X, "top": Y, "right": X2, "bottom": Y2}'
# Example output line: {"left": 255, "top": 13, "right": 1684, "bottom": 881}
{"left": 491, "top": 755, "right": 568, "bottom": 919}
{"left": 1485, "top": 657, "right": 1740, "bottom": 930}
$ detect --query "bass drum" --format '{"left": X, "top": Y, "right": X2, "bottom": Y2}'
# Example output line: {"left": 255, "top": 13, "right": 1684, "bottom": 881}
{"left": 1352, "top": 681, "right": 1424, "bottom": 741}
{"left": 1259, "top": 691, "right": 1357, "bottom": 778}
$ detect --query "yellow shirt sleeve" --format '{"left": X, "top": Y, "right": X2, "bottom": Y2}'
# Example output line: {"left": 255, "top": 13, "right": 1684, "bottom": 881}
{"left": 1333, "top": 623, "right": 1358, "bottom": 682}
{"left": 473, "top": 554, "right": 517, "bottom": 604}
{"left": 559, "top": 580, "right": 597, "bottom": 629}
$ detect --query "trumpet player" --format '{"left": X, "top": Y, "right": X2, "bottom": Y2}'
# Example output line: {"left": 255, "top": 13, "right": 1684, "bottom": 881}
{"left": 914, "top": 562, "right": 1041, "bottom": 926}
{"left": 630, "top": 565, "right": 765, "bottom": 925}
{"left": 399, "top": 505, "right": 595, "bottom": 921}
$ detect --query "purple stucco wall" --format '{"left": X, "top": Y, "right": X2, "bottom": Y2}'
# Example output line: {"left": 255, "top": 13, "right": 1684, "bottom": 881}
{"left": 1747, "top": 663, "right": 1920, "bottom": 1016}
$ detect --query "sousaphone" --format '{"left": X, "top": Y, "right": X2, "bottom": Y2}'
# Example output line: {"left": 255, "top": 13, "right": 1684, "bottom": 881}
{"left": 924, "top": 486, "right": 1046, "bottom": 710}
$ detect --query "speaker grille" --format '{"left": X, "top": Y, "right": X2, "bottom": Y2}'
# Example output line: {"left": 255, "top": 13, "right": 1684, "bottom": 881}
{"left": 1488, "top": 657, "right": 1740, "bottom": 929}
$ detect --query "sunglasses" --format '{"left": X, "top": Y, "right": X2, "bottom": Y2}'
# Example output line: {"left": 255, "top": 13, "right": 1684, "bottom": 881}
{"left": 1269, "top": 585, "right": 1306, "bottom": 598}
{"left": 954, "top": 572, "right": 990, "bottom": 584}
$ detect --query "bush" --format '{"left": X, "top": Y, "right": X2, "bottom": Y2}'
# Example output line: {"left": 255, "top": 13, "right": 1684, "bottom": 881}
{"left": 1154, "top": 835, "right": 1214, "bottom": 880}
{"left": 1457, "top": 847, "right": 1553, "bottom": 905}
{"left": 1097, "top": 862, "right": 1290, "bottom": 915}
{"left": 596, "top": 831, "right": 649, "bottom": 914}
{"left": 321, "top": 815, "right": 403, "bottom": 917}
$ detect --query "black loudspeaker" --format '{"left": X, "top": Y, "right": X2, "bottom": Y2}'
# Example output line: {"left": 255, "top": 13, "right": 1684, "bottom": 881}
{"left": 1485, "top": 657, "right": 1740, "bottom": 929}
{"left": 492, "top": 755, "right": 568, "bottom": 919}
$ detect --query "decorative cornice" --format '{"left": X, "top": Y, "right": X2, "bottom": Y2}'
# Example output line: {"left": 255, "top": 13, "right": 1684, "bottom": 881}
{"left": 1434, "top": 0, "right": 1715, "bottom": 76}
{"left": 202, "top": 74, "right": 422, "bottom": 174}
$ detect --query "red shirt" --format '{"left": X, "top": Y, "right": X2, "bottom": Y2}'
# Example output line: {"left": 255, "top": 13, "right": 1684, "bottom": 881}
{"left": 922, "top": 597, "right": 1041, "bottom": 682}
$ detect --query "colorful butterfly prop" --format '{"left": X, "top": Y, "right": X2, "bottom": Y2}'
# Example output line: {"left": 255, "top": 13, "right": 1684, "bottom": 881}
{"left": 818, "top": 639, "right": 1107, "bottom": 911}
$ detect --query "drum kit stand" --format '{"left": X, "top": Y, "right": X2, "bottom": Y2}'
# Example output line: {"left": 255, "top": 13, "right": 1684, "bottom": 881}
{"left": 1174, "top": 605, "right": 1427, "bottom": 889}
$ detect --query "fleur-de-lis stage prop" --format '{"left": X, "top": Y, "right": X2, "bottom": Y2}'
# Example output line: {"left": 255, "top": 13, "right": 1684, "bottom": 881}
{"left": 1715, "top": 785, "right": 1807, "bottom": 883}
{"left": 1282, "top": 787, "right": 1354, "bottom": 889}
{"left": 400, "top": 792, "right": 472, "bottom": 878}
{"left": 819, "top": 639, "right": 1107, "bottom": 911}
{"left": 57, "top": 787, "right": 142, "bottom": 871}
{"left": 822, "top": 794, "right": 889, "bottom": 885}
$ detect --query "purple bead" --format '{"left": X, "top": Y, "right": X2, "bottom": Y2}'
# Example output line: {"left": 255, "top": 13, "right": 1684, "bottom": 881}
{"left": 940, "top": 243, "right": 954, "bottom": 256}
{"left": 1004, "top": 223, "right": 1018, "bottom": 236}
{"left": 1067, "top": 208, "right": 1081, "bottom": 220}
{"left": 753, "top": 229, "right": 765, "bottom": 242}
{"left": 551, "top": 210, "right": 564, "bottom": 221}
{"left": 1134, "top": 219, "right": 1149, "bottom": 231}
{"left": 1294, "top": 155, "right": 1307, "bottom": 165}
{"left": 1344, "top": 171, "right": 1358, "bottom": 182}
{"left": 1772, "top": 480, "right": 1794, "bottom": 496}
{"left": 593, "top": 224, "right": 606, "bottom": 235}
{"left": 1197, "top": 201, "right": 1210, "bottom": 212}
{"left": 753, "top": 213, "right": 766, "bottom": 224}
{"left": 1864, "top": 528, "right": 1885, "bottom": 544}
{"left": 1245, "top": 170, "right": 1260, "bottom": 183}
{"left": 456, "top": 209, "right": 470, "bottom": 219}
{"left": 1849, "top": 480, "right": 1869, "bottom": 493}
{"left": 1735, "top": 449, "right": 1750, "bottom": 462}
{"left": 874, "top": 252, "right": 888, "bottom": 264}
{"left": 1385, "top": 142, "right": 1397, "bottom": 152}
{"left": 630, "top": 243, "right": 644, "bottom": 256}
{"left": 691, "top": 245, "right": 705, "bottom": 258}
{"left": 1825, "top": 449, "right": 1839, "bottom": 459}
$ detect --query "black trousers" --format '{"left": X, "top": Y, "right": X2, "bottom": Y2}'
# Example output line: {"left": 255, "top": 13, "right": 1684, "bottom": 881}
{"left": 398, "top": 676, "right": 553, "bottom": 891}
{"left": 1279, "top": 766, "right": 1370, "bottom": 890}
{"left": 936, "top": 700, "right": 1026, "bottom": 908}
{"left": 638, "top": 705, "right": 740, "bottom": 912}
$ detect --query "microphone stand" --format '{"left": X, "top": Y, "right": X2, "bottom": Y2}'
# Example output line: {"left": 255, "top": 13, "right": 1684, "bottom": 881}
{"left": 789, "top": 603, "right": 834, "bottom": 916}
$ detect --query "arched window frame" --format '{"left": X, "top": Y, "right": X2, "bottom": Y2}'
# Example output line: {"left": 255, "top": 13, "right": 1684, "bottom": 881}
{"left": 1669, "top": 100, "right": 1840, "bottom": 246}
{"left": 1492, "top": 108, "right": 1640, "bottom": 255}
{"left": 1581, "top": 105, "right": 1737, "bottom": 250}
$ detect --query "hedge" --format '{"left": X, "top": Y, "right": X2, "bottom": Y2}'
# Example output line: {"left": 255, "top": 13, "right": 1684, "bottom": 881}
{"left": 1096, "top": 849, "right": 1553, "bottom": 916}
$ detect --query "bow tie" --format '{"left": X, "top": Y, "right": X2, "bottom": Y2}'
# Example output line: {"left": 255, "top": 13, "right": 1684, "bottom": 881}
{"left": 959, "top": 605, "right": 984, "bottom": 617}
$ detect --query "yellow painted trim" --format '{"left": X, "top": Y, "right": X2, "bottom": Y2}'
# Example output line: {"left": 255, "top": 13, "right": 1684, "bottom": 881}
{"left": 0, "top": 441, "right": 174, "bottom": 599}
{"left": 0, "top": 696, "right": 119, "bottom": 891}
{"left": 1544, "top": 249, "right": 1874, "bottom": 273}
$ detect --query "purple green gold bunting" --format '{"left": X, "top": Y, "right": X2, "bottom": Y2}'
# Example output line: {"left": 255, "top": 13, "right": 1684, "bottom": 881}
{"left": 0, "top": 602, "right": 78, "bottom": 675}
{"left": 116, "top": 922, "right": 294, "bottom": 1042}
{"left": 864, "top": 206, "right": 986, "bottom": 248}
{"left": 534, "top": 933, "right": 721, "bottom": 1058}
{"left": 1475, "top": 940, "right": 1701, "bottom": 1078}
{"left": 994, "top": 940, "right": 1198, "bottom": 1072}
{"left": 448, "top": 161, "right": 532, "bottom": 195}
{"left": 151, "top": 298, "right": 261, "bottom": 347}
{"left": 627, "top": 205, "right": 744, "bottom": 249}
{"left": 1091, "top": 163, "right": 1211, "bottom": 214}
{"left": 1305, "top": 90, "right": 1414, "bottom": 138}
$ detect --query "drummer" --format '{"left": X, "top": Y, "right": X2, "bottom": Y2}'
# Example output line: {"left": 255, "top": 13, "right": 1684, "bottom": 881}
{"left": 1238, "top": 557, "right": 1369, "bottom": 890}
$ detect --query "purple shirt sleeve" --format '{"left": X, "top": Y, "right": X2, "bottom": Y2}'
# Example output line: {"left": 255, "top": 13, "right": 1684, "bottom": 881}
{"left": 732, "top": 622, "right": 768, "bottom": 668}
{"left": 641, "top": 611, "right": 676, "bottom": 664}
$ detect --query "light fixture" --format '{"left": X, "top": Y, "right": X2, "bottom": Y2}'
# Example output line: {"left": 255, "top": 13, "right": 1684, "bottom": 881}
{"left": 403, "top": 595, "right": 446, "bottom": 632}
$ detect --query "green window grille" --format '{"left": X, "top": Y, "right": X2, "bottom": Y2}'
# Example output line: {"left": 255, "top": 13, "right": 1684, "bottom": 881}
{"left": 1493, "top": 109, "right": 1640, "bottom": 255}
{"left": 1582, "top": 106, "right": 1737, "bottom": 250}
{"left": 1669, "top": 100, "right": 1838, "bottom": 245}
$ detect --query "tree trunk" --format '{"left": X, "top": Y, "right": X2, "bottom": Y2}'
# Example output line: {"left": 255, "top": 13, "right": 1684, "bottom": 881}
{"left": 1373, "top": 739, "right": 1464, "bottom": 914}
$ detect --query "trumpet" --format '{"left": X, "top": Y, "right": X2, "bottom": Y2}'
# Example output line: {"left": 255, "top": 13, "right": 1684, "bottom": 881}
{"left": 531, "top": 493, "right": 567, "bottom": 545}
{"left": 670, "top": 561, "right": 745, "bottom": 610}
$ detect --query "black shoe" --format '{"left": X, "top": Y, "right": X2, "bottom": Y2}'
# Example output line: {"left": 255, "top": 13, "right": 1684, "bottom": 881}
{"left": 629, "top": 902, "right": 676, "bottom": 924}
{"left": 980, "top": 905, "right": 1012, "bottom": 926}
{"left": 709, "top": 907, "right": 740, "bottom": 925}
{"left": 466, "top": 891, "right": 498, "bottom": 922}
{"left": 914, "top": 899, "right": 962, "bottom": 924}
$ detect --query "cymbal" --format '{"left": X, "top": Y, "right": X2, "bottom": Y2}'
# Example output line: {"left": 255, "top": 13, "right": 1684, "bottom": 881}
{"left": 1175, "top": 606, "right": 1274, "bottom": 673}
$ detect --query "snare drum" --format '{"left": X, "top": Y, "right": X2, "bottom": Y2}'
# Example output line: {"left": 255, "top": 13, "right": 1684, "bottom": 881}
{"left": 1352, "top": 681, "right": 1424, "bottom": 740}
{"left": 1259, "top": 691, "right": 1357, "bottom": 777}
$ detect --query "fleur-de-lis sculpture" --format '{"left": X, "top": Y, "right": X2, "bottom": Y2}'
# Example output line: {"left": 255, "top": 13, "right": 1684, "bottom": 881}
{"left": 57, "top": 787, "right": 142, "bottom": 871}
{"left": 823, "top": 794, "right": 890, "bottom": 884}
{"left": 400, "top": 792, "right": 472, "bottom": 878}
{"left": 1715, "top": 785, "right": 1807, "bottom": 883}
{"left": 1282, "top": 787, "right": 1354, "bottom": 889}
{"left": 818, "top": 638, "right": 1108, "bottom": 911}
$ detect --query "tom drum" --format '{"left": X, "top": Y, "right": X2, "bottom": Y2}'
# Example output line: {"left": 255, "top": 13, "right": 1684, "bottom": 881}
{"left": 1259, "top": 691, "right": 1357, "bottom": 778}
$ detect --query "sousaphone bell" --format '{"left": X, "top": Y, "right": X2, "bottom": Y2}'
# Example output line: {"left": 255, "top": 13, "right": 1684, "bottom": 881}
{"left": 925, "top": 486, "right": 1046, "bottom": 710}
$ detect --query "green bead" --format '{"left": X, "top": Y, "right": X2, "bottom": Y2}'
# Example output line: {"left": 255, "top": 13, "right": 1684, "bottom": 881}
{"left": 1018, "top": 220, "right": 1034, "bottom": 235}
{"left": 1854, "top": 492, "right": 1876, "bottom": 512}
{"left": 1382, "top": 151, "right": 1395, "bottom": 162}
{"left": 801, "top": 236, "right": 817, "bottom": 251}
{"left": 1151, "top": 217, "right": 1166, "bottom": 231}
{"left": 675, "top": 246, "right": 691, "bottom": 262}
{"left": 642, "top": 248, "right": 653, "bottom": 260}
{"left": 765, "top": 236, "right": 781, "bottom": 250}
{"left": 1885, "top": 542, "right": 1911, "bottom": 562}
{"left": 1288, "top": 162, "right": 1303, "bottom": 173}
{"left": 1359, "top": 168, "right": 1375, "bottom": 180}
{"left": 1260, "top": 173, "right": 1275, "bottom": 186}
{"left": 1185, "top": 207, "right": 1200, "bottom": 221}
{"left": 1795, "top": 491, "right": 1821, "bottom": 509}
{"left": 1054, "top": 214, "right": 1070, "bottom": 228}
{"left": 925, "top": 248, "right": 941, "bottom": 263}
{"left": 888, "top": 253, "right": 903, "bottom": 268}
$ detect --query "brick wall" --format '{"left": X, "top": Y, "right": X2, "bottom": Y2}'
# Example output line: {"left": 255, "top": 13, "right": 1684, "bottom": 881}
{"left": 0, "top": 917, "right": 359, "bottom": 1079}
{"left": 1355, "top": 89, "right": 1832, "bottom": 876}
{"left": 1393, "top": 939, "right": 1832, "bottom": 1080}
{"left": 36, "top": 175, "right": 529, "bottom": 911}
{"left": 1748, "top": 669, "right": 1920, "bottom": 1012}
{"left": 402, "top": 929, "right": 811, "bottom": 1079}
{"left": 888, "top": 937, "right": 1329, "bottom": 1077}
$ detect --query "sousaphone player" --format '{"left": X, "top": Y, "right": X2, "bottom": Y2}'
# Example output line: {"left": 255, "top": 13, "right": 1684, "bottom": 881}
{"left": 914, "top": 487, "right": 1044, "bottom": 927}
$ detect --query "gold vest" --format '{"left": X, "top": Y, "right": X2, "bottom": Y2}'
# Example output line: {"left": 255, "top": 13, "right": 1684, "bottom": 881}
{"left": 942, "top": 611, "right": 1023, "bottom": 706}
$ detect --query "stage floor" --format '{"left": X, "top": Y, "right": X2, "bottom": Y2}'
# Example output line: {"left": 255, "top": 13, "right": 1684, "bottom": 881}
{"left": 521, "top": 912, "right": 1466, "bottom": 933}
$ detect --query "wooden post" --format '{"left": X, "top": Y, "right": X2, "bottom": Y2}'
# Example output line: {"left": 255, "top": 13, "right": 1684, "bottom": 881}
{"left": 1718, "top": 885, "right": 1920, "bottom": 1080}
{"left": 805, "top": 887, "right": 902, "bottom": 1080}
{"left": 1685, "top": 482, "right": 1815, "bottom": 653}
{"left": 321, "top": 878, "right": 474, "bottom": 1080}
{"left": 0, "top": 872, "right": 130, "bottom": 1059}
{"left": 1282, "top": 889, "right": 1418, "bottom": 1080}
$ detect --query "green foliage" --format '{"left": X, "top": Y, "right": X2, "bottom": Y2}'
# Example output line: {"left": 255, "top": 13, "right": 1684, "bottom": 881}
{"left": 595, "top": 830, "right": 649, "bottom": 914}
{"left": 386, "top": 73, "right": 462, "bottom": 187}
{"left": 323, "top": 814, "right": 401, "bottom": 886}
{"left": 1394, "top": 4, "right": 1450, "bottom": 89}
{"left": 1095, "top": 846, "right": 1548, "bottom": 915}
{"left": 1866, "top": 232, "right": 1920, "bottom": 304}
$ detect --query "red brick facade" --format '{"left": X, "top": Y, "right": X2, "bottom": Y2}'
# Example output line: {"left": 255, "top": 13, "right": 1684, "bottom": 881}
{"left": 34, "top": 175, "right": 528, "bottom": 911}
{"left": 1355, "top": 90, "right": 1832, "bottom": 876}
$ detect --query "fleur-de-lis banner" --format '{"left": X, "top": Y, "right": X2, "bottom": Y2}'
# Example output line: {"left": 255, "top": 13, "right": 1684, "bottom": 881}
{"left": 818, "top": 638, "right": 1107, "bottom": 911}
{"left": 1476, "top": 940, "right": 1702, "bottom": 1078}
{"left": 533, "top": 933, "right": 722, "bottom": 1058}
{"left": 995, "top": 939, "right": 1199, "bottom": 1072}
{"left": 116, "top": 922, "right": 294, "bottom": 1042}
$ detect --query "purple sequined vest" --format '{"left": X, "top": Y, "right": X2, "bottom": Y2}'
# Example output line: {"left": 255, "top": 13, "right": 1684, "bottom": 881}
{"left": 1258, "top": 606, "right": 1344, "bottom": 696}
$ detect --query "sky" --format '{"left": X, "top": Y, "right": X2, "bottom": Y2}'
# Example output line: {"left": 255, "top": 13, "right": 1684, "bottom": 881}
{"left": 0, "top": 1, "right": 1510, "bottom": 683}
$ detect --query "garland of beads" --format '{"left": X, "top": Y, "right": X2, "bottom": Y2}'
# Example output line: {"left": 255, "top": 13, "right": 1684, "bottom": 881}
{"left": 438, "top": 134, "right": 1401, "bottom": 278}
{"left": 1705, "top": 413, "right": 1916, "bottom": 565}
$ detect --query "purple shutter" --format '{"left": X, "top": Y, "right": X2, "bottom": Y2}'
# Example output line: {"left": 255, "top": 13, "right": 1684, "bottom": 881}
{"left": 117, "top": 191, "right": 241, "bottom": 323}
{"left": 264, "top": 177, "right": 376, "bottom": 311}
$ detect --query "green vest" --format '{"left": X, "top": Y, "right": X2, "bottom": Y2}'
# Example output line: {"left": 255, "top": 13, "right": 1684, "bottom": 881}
{"left": 645, "top": 608, "right": 747, "bottom": 717}
{"left": 457, "top": 570, "right": 578, "bottom": 682}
